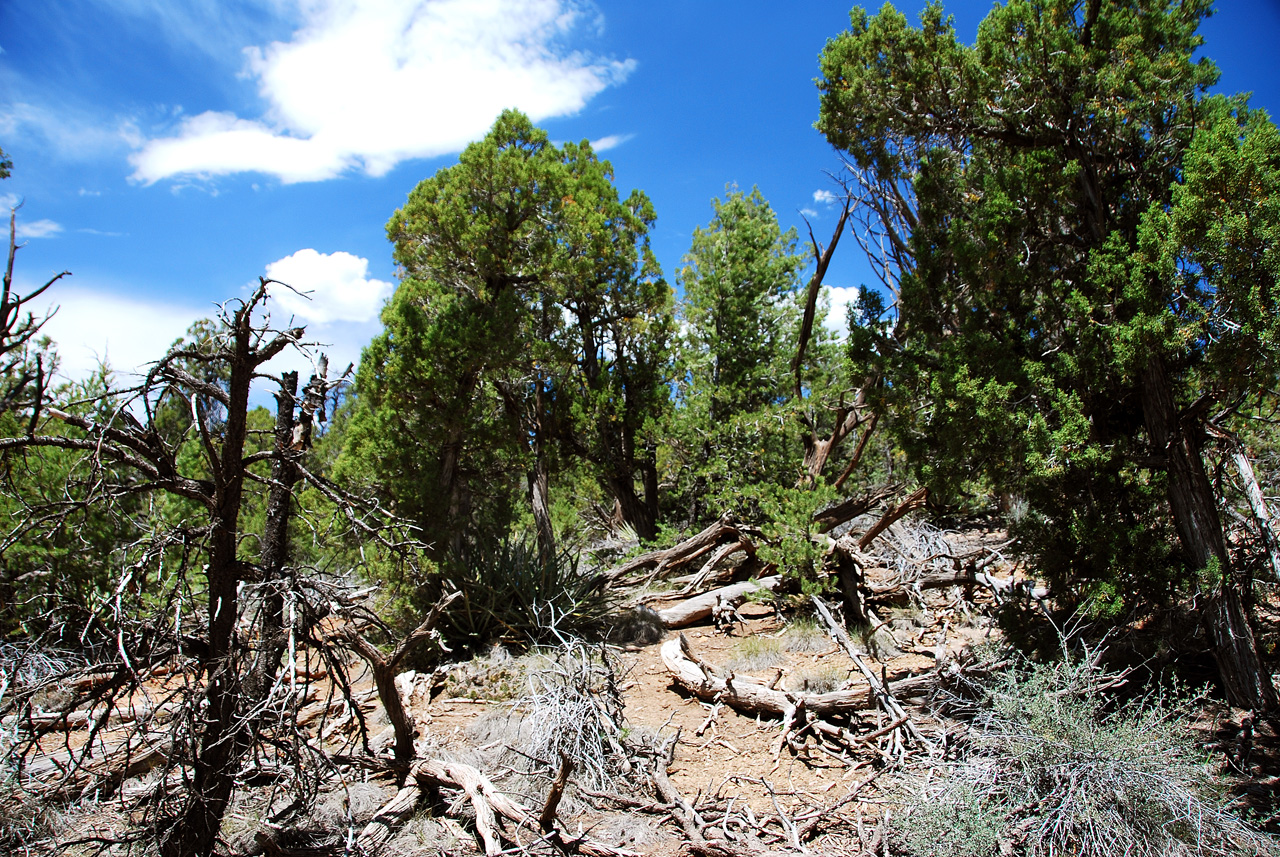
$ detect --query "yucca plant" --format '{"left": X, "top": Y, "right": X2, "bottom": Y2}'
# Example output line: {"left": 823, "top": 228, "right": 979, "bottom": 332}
{"left": 440, "top": 536, "right": 615, "bottom": 651}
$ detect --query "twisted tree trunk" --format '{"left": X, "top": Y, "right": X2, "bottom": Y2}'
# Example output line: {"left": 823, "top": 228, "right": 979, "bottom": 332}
{"left": 1142, "top": 355, "right": 1276, "bottom": 711}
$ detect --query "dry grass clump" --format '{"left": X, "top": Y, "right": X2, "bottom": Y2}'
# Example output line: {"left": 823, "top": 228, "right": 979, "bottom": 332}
{"left": 898, "top": 647, "right": 1279, "bottom": 857}
{"left": 726, "top": 635, "right": 787, "bottom": 672}
{"left": 0, "top": 773, "right": 62, "bottom": 854}
{"left": 787, "top": 664, "right": 846, "bottom": 694}
{"left": 781, "top": 616, "right": 830, "bottom": 653}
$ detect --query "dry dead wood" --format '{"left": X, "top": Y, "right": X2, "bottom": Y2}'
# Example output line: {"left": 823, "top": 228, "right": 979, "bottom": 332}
{"left": 606, "top": 514, "right": 750, "bottom": 584}
{"left": 856, "top": 486, "right": 929, "bottom": 550}
{"left": 327, "top": 591, "right": 459, "bottom": 772}
{"left": 356, "top": 758, "right": 637, "bottom": 857}
{"left": 810, "top": 595, "right": 929, "bottom": 755}
{"left": 863, "top": 567, "right": 1049, "bottom": 600}
{"left": 649, "top": 730, "right": 707, "bottom": 846}
{"left": 661, "top": 634, "right": 867, "bottom": 717}
{"left": 2, "top": 700, "right": 181, "bottom": 732}
{"left": 657, "top": 576, "right": 781, "bottom": 629}
{"left": 26, "top": 730, "right": 171, "bottom": 801}
{"left": 811, "top": 485, "right": 899, "bottom": 534}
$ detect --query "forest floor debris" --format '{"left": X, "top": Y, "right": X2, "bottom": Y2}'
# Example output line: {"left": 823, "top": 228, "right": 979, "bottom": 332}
{"left": 3, "top": 522, "right": 1278, "bottom": 856}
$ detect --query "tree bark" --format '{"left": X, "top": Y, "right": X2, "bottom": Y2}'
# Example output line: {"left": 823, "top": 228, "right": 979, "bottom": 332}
{"left": 1141, "top": 355, "right": 1277, "bottom": 710}
{"left": 161, "top": 308, "right": 258, "bottom": 857}
{"left": 656, "top": 576, "right": 780, "bottom": 628}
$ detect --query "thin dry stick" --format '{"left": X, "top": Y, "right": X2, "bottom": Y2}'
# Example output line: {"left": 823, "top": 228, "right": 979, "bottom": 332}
{"left": 811, "top": 595, "right": 928, "bottom": 750}
{"left": 539, "top": 752, "right": 574, "bottom": 833}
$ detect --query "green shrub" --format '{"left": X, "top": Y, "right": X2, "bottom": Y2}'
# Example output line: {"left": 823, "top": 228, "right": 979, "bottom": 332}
{"left": 899, "top": 649, "right": 1277, "bottom": 857}
{"left": 440, "top": 536, "right": 616, "bottom": 652}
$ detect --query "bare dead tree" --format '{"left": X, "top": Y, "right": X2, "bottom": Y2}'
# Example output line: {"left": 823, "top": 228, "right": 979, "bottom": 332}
{"left": 0, "top": 273, "right": 436, "bottom": 856}
{"left": 2, "top": 205, "right": 66, "bottom": 417}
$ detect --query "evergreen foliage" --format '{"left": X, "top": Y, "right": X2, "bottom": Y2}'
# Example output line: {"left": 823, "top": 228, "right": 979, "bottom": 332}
{"left": 338, "top": 110, "right": 674, "bottom": 555}
{"left": 818, "top": 0, "right": 1280, "bottom": 706}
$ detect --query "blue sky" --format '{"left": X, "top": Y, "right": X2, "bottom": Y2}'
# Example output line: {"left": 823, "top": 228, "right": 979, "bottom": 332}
{"left": 2, "top": 0, "right": 1279, "bottom": 388}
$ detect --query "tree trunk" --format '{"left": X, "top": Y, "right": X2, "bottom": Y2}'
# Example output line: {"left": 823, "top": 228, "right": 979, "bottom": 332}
{"left": 1141, "top": 355, "right": 1277, "bottom": 711}
{"left": 606, "top": 472, "right": 657, "bottom": 541}
{"left": 162, "top": 328, "right": 256, "bottom": 857}
{"left": 529, "top": 455, "right": 555, "bottom": 568}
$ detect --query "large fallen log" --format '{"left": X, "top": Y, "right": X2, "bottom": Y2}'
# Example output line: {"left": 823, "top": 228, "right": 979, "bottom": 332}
{"left": 657, "top": 576, "right": 781, "bottom": 628}
{"left": 25, "top": 730, "right": 171, "bottom": 801}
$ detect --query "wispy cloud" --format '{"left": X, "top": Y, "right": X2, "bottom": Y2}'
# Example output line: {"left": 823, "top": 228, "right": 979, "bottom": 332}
{"left": 16, "top": 219, "right": 62, "bottom": 239}
{"left": 812, "top": 189, "right": 837, "bottom": 205}
{"left": 800, "top": 207, "right": 818, "bottom": 218}
{"left": 131, "top": 0, "right": 635, "bottom": 185}
{"left": 0, "top": 102, "right": 140, "bottom": 161}
{"left": 590, "top": 133, "right": 633, "bottom": 152}
{"left": 39, "top": 286, "right": 204, "bottom": 382}
{"left": 79, "top": 228, "right": 126, "bottom": 237}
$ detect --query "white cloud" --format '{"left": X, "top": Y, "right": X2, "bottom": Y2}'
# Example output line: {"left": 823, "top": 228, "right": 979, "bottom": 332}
{"left": 130, "top": 0, "right": 635, "bottom": 184}
{"left": 16, "top": 219, "right": 62, "bottom": 239}
{"left": 813, "top": 189, "right": 837, "bottom": 205}
{"left": 263, "top": 249, "right": 392, "bottom": 324}
{"left": 824, "top": 285, "right": 859, "bottom": 336}
{"left": 590, "top": 133, "right": 633, "bottom": 152}
{"left": 799, "top": 207, "right": 818, "bottom": 218}
{"left": 32, "top": 279, "right": 376, "bottom": 404}
{"left": 40, "top": 287, "right": 204, "bottom": 382}
{"left": 78, "top": 188, "right": 102, "bottom": 197}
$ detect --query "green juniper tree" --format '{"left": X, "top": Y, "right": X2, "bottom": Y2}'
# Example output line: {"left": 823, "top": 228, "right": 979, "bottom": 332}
{"left": 666, "top": 187, "right": 808, "bottom": 526}
{"left": 818, "top": 0, "right": 1279, "bottom": 708}
{"left": 339, "top": 111, "right": 673, "bottom": 556}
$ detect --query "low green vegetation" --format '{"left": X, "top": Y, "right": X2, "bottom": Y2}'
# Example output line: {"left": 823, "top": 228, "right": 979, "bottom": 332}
{"left": 900, "top": 648, "right": 1274, "bottom": 857}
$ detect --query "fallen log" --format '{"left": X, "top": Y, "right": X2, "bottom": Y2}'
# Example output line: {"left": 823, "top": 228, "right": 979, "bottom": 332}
{"left": 26, "top": 730, "right": 171, "bottom": 801}
{"left": 657, "top": 576, "right": 781, "bottom": 628}
{"left": 864, "top": 568, "right": 1049, "bottom": 600}
{"left": 660, "top": 633, "right": 866, "bottom": 717}
{"left": 606, "top": 514, "right": 746, "bottom": 583}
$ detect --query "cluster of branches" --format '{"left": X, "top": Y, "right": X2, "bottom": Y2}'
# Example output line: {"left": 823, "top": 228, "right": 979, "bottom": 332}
{"left": 0, "top": 214, "right": 453, "bottom": 854}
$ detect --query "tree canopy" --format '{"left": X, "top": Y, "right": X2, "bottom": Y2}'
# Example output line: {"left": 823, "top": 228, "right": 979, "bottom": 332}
{"left": 818, "top": 0, "right": 1280, "bottom": 708}
{"left": 338, "top": 110, "right": 674, "bottom": 557}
